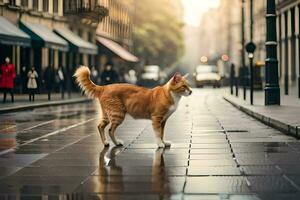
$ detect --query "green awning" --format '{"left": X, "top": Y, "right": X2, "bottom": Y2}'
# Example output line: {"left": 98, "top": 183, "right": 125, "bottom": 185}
{"left": 54, "top": 28, "right": 97, "bottom": 55}
{"left": 20, "top": 21, "right": 68, "bottom": 51}
{"left": 0, "top": 17, "right": 31, "bottom": 47}
{"left": 97, "top": 36, "right": 139, "bottom": 62}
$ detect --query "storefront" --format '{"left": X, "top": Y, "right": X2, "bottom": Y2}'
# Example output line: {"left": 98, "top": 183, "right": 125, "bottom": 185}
{"left": 0, "top": 16, "right": 31, "bottom": 93}
{"left": 54, "top": 27, "right": 98, "bottom": 91}
{"left": 19, "top": 21, "right": 69, "bottom": 76}
{"left": 54, "top": 27, "right": 98, "bottom": 72}
{"left": 0, "top": 16, "right": 31, "bottom": 70}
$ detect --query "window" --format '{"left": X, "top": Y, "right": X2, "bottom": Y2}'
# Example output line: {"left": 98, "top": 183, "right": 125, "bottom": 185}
{"left": 32, "top": 0, "right": 38, "bottom": 11}
{"left": 53, "top": 0, "right": 58, "bottom": 13}
{"left": 43, "top": 0, "right": 48, "bottom": 12}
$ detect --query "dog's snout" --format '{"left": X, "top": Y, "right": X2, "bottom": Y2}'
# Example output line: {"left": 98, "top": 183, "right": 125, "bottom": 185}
{"left": 189, "top": 90, "right": 192, "bottom": 95}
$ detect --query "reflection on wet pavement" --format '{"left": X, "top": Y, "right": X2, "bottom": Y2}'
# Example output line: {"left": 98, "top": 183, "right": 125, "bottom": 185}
{"left": 1, "top": 90, "right": 300, "bottom": 199}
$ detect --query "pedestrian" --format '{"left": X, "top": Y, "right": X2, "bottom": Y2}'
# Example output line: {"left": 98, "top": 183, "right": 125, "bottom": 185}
{"left": 43, "top": 65, "right": 55, "bottom": 101}
{"left": 124, "top": 69, "right": 137, "bottom": 85}
{"left": 27, "top": 67, "right": 38, "bottom": 101}
{"left": 0, "top": 57, "right": 16, "bottom": 103}
{"left": 91, "top": 66, "right": 99, "bottom": 84}
{"left": 57, "top": 66, "right": 66, "bottom": 99}
{"left": 100, "top": 62, "right": 119, "bottom": 85}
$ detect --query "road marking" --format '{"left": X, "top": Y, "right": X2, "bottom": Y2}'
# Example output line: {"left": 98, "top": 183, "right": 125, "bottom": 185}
{"left": 0, "top": 124, "right": 17, "bottom": 131}
{"left": 22, "top": 120, "right": 55, "bottom": 131}
{"left": 0, "top": 118, "right": 96, "bottom": 156}
{"left": 0, "top": 119, "right": 55, "bottom": 132}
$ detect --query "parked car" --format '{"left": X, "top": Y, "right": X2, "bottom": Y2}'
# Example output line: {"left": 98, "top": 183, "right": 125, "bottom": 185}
{"left": 194, "top": 65, "right": 221, "bottom": 88}
{"left": 139, "top": 65, "right": 166, "bottom": 87}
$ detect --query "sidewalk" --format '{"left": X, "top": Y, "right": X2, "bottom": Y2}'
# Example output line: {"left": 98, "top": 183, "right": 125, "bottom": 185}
{"left": 0, "top": 93, "right": 90, "bottom": 114}
{"left": 223, "top": 87, "right": 300, "bottom": 138}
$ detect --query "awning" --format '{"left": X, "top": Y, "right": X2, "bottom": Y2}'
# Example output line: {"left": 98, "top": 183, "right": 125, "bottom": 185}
{"left": 97, "top": 36, "right": 139, "bottom": 62}
{"left": 0, "top": 17, "right": 31, "bottom": 47}
{"left": 20, "top": 21, "right": 68, "bottom": 51}
{"left": 54, "top": 28, "right": 97, "bottom": 55}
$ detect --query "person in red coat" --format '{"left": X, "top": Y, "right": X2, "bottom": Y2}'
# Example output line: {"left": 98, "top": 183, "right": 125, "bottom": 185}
{"left": 0, "top": 57, "right": 16, "bottom": 103}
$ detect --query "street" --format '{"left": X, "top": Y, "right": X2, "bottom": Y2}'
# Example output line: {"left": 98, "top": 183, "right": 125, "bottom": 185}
{"left": 0, "top": 88, "right": 299, "bottom": 199}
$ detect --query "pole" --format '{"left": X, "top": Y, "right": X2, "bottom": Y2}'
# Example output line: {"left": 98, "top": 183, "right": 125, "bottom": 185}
{"left": 250, "top": 0, "right": 253, "bottom": 41}
{"left": 284, "top": 12, "right": 289, "bottom": 95}
{"left": 230, "top": 64, "right": 234, "bottom": 95}
{"left": 250, "top": 0, "right": 253, "bottom": 105}
{"left": 265, "top": 0, "right": 280, "bottom": 105}
{"left": 235, "top": 76, "right": 239, "bottom": 96}
{"left": 250, "top": 56, "right": 254, "bottom": 105}
{"left": 241, "top": 0, "right": 246, "bottom": 100}
{"left": 298, "top": 5, "right": 300, "bottom": 98}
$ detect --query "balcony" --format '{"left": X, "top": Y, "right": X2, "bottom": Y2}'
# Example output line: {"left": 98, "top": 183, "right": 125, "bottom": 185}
{"left": 63, "top": 0, "right": 108, "bottom": 22}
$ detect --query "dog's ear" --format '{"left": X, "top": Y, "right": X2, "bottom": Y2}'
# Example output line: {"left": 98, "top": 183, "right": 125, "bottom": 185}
{"left": 172, "top": 72, "right": 182, "bottom": 84}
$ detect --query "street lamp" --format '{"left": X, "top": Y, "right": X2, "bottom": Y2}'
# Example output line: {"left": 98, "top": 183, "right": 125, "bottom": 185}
{"left": 265, "top": 0, "right": 280, "bottom": 105}
{"left": 249, "top": 0, "right": 254, "bottom": 105}
{"left": 241, "top": 0, "right": 246, "bottom": 100}
{"left": 246, "top": 42, "right": 256, "bottom": 105}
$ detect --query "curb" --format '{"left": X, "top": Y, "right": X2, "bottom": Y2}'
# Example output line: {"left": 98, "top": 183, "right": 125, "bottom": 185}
{"left": 0, "top": 98, "right": 91, "bottom": 114}
{"left": 223, "top": 95, "right": 299, "bottom": 139}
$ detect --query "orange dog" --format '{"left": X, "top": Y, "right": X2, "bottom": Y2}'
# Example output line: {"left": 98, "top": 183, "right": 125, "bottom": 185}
{"left": 74, "top": 66, "right": 192, "bottom": 148}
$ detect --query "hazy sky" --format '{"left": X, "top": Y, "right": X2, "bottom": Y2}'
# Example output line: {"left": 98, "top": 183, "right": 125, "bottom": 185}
{"left": 181, "top": 0, "right": 220, "bottom": 26}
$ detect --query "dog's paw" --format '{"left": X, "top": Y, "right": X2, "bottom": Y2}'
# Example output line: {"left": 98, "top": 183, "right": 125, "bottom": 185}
{"left": 116, "top": 140, "right": 124, "bottom": 146}
{"left": 164, "top": 141, "right": 171, "bottom": 148}
{"left": 104, "top": 142, "right": 110, "bottom": 148}
{"left": 157, "top": 142, "right": 165, "bottom": 148}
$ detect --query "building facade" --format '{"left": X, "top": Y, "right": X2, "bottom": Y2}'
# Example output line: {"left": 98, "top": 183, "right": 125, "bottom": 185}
{"left": 0, "top": 0, "right": 138, "bottom": 93}
{"left": 277, "top": 0, "right": 300, "bottom": 96}
{"left": 243, "top": 0, "right": 300, "bottom": 97}
{"left": 97, "top": 0, "right": 133, "bottom": 48}
{"left": 0, "top": 0, "right": 107, "bottom": 91}
{"left": 203, "top": 0, "right": 300, "bottom": 99}
{"left": 96, "top": 0, "right": 138, "bottom": 71}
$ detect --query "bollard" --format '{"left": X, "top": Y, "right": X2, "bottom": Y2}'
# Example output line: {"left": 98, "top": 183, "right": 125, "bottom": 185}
{"left": 230, "top": 64, "right": 235, "bottom": 95}
{"left": 235, "top": 76, "right": 239, "bottom": 97}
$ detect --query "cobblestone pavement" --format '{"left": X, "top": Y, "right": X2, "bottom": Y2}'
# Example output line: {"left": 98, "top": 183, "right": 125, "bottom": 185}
{"left": 0, "top": 89, "right": 300, "bottom": 200}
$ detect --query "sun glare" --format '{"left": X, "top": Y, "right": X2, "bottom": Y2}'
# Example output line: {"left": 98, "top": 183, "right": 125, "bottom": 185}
{"left": 182, "top": 0, "right": 220, "bottom": 26}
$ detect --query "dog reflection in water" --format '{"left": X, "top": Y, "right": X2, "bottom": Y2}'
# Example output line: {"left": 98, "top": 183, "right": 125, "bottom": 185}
{"left": 91, "top": 147, "right": 169, "bottom": 199}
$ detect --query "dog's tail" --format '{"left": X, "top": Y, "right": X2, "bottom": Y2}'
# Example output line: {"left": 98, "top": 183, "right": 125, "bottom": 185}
{"left": 73, "top": 66, "right": 103, "bottom": 99}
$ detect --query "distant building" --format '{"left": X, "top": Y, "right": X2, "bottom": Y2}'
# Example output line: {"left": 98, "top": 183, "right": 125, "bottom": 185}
{"left": 198, "top": 0, "right": 241, "bottom": 79}
{"left": 181, "top": 25, "right": 201, "bottom": 72}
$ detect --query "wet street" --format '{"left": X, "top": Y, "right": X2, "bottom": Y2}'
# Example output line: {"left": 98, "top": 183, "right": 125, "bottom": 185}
{"left": 1, "top": 89, "right": 300, "bottom": 200}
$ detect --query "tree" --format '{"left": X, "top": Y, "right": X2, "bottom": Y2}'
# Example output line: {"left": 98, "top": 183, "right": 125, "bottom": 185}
{"left": 133, "top": 0, "right": 184, "bottom": 68}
